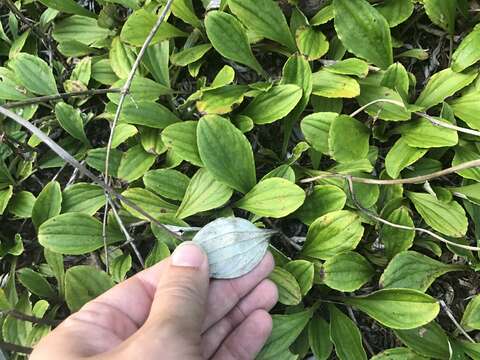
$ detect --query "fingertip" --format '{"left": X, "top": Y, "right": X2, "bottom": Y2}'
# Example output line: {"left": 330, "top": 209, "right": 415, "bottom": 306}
{"left": 259, "top": 279, "right": 279, "bottom": 308}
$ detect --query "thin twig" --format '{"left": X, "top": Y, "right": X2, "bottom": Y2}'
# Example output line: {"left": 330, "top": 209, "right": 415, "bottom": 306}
{"left": 102, "top": 0, "right": 175, "bottom": 265}
{"left": 416, "top": 112, "right": 480, "bottom": 137}
{"left": 263, "top": 219, "right": 301, "bottom": 251}
{"left": 344, "top": 176, "right": 480, "bottom": 252}
{"left": 439, "top": 300, "right": 476, "bottom": 343}
{"left": 350, "top": 99, "right": 406, "bottom": 118}
{"left": 0, "top": 340, "right": 32, "bottom": 355}
{"left": 301, "top": 159, "right": 480, "bottom": 185}
{"left": 0, "top": 105, "right": 182, "bottom": 240}
{"left": 4, "top": 89, "right": 122, "bottom": 109}
{"left": 104, "top": 0, "right": 174, "bottom": 182}
{"left": 346, "top": 305, "right": 375, "bottom": 356}
{"left": 1, "top": 310, "right": 59, "bottom": 326}
{"left": 107, "top": 196, "right": 145, "bottom": 269}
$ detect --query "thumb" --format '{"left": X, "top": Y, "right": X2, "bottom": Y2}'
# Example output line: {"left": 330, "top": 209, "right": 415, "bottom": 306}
{"left": 145, "top": 242, "right": 209, "bottom": 337}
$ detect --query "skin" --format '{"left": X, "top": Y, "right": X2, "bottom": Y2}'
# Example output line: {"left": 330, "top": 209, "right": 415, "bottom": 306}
{"left": 31, "top": 242, "right": 278, "bottom": 360}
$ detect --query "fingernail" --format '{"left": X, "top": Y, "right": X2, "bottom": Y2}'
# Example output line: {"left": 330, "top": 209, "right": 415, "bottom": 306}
{"left": 171, "top": 242, "right": 205, "bottom": 268}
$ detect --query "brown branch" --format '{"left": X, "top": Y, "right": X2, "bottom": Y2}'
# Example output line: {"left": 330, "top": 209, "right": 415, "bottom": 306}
{"left": 4, "top": 89, "right": 122, "bottom": 109}
{"left": 0, "top": 340, "right": 32, "bottom": 354}
{"left": 301, "top": 159, "right": 480, "bottom": 186}
{"left": 0, "top": 105, "right": 183, "bottom": 241}
{"left": 344, "top": 176, "right": 480, "bottom": 252}
{"left": 3, "top": 0, "right": 68, "bottom": 70}
{"left": 3, "top": 310, "right": 59, "bottom": 326}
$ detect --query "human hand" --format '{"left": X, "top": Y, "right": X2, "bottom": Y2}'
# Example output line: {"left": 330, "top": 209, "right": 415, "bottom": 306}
{"left": 30, "top": 242, "right": 277, "bottom": 360}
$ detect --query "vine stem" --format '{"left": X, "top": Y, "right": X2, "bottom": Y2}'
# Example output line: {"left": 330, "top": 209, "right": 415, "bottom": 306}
{"left": 0, "top": 105, "right": 182, "bottom": 240}
{"left": 4, "top": 89, "right": 122, "bottom": 109}
{"left": 344, "top": 176, "right": 480, "bottom": 252}
{"left": 101, "top": 0, "right": 176, "bottom": 266}
{"left": 439, "top": 300, "right": 475, "bottom": 343}
{"left": 0, "top": 340, "right": 32, "bottom": 355}
{"left": 301, "top": 159, "right": 480, "bottom": 185}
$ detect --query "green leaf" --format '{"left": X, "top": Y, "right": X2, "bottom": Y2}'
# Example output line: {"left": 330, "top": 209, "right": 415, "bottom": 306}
{"left": 44, "top": 248, "right": 65, "bottom": 297}
{"left": 0, "top": 186, "right": 13, "bottom": 216}
{"left": 65, "top": 265, "right": 114, "bottom": 311}
{"left": 171, "top": 44, "right": 212, "bottom": 67}
{"left": 109, "top": 37, "right": 136, "bottom": 79}
{"left": 117, "top": 145, "right": 156, "bottom": 182}
{"left": 452, "top": 145, "right": 480, "bottom": 181}
{"left": 295, "top": 185, "right": 346, "bottom": 225}
{"left": 295, "top": 26, "right": 329, "bottom": 61}
{"left": 120, "top": 100, "right": 180, "bottom": 129}
{"left": 329, "top": 115, "right": 370, "bottom": 163}
{"left": 110, "top": 253, "right": 132, "bottom": 283}
{"left": 257, "top": 310, "right": 313, "bottom": 360}
{"left": 53, "top": 15, "right": 113, "bottom": 45}
{"left": 415, "top": 68, "right": 477, "bottom": 109}
{"left": 205, "top": 11, "right": 264, "bottom": 75}
{"left": 144, "top": 41, "right": 170, "bottom": 87}
{"left": 17, "top": 268, "right": 56, "bottom": 299}
{"left": 380, "top": 206, "right": 415, "bottom": 259}
{"left": 449, "top": 183, "right": 480, "bottom": 203}
{"left": 112, "top": 124, "right": 138, "bottom": 148}
{"left": 329, "top": 304, "right": 367, "bottom": 360}
{"left": 121, "top": 188, "right": 177, "bottom": 220}
{"left": 8, "top": 191, "right": 36, "bottom": 218}
{"left": 196, "top": 85, "right": 248, "bottom": 115}
{"left": 171, "top": 0, "right": 202, "bottom": 28}
{"left": 450, "top": 90, "right": 480, "bottom": 130}
{"left": 343, "top": 289, "right": 440, "bottom": 330}
{"left": 323, "top": 251, "right": 374, "bottom": 292}
{"left": 197, "top": 115, "right": 256, "bottom": 193}
{"left": 55, "top": 102, "right": 88, "bottom": 144}
{"left": 407, "top": 192, "right": 468, "bottom": 237}
{"left": 333, "top": 0, "right": 393, "bottom": 69}
{"left": 32, "top": 181, "right": 62, "bottom": 229}
{"left": 268, "top": 267, "right": 302, "bottom": 306}
{"left": 61, "top": 183, "right": 105, "bottom": 216}
{"left": 301, "top": 112, "right": 336, "bottom": 154}
{"left": 324, "top": 58, "right": 369, "bottom": 78}
{"left": 376, "top": 0, "right": 414, "bottom": 27}
{"left": 371, "top": 347, "right": 428, "bottom": 360}
{"left": 380, "top": 251, "right": 466, "bottom": 292}
{"left": 461, "top": 295, "right": 480, "bottom": 331}
{"left": 86, "top": 148, "right": 122, "bottom": 177}
{"left": 108, "top": 77, "right": 171, "bottom": 105}
{"left": 385, "top": 138, "right": 427, "bottom": 178}
{"left": 176, "top": 168, "right": 232, "bottom": 219}
{"left": 284, "top": 260, "right": 314, "bottom": 296}
{"left": 235, "top": 178, "right": 305, "bottom": 218}
{"left": 120, "top": 9, "right": 187, "bottom": 47}
{"left": 10, "top": 53, "right": 58, "bottom": 95}
{"left": 394, "top": 322, "right": 450, "bottom": 359}
{"left": 424, "top": 0, "right": 457, "bottom": 34}
{"left": 229, "top": 0, "right": 296, "bottom": 51}
{"left": 162, "top": 121, "right": 203, "bottom": 166}
{"left": 302, "top": 210, "right": 364, "bottom": 260}
{"left": 400, "top": 118, "right": 458, "bottom": 148}
{"left": 381, "top": 62, "right": 410, "bottom": 98}
{"left": 357, "top": 84, "right": 411, "bottom": 121}
{"left": 311, "top": 5, "right": 334, "bottom": 25}
{"left": 452, "top": 25, "right": 480, "bottom": 72}
{"left": 312, "top": 70, "right": 360, "bottom": 98}
{"left": 38, "top": 0, "right": 96, "bottom": 17}
{"left": 143, "top": 169, "right": 190, "bottom": 201}
{"left": 242, "top": 85, "right": 302, "bottom": 124}
{"left": 38, "top": 213, "right": 124, "bottom": 254}
{"left": 308, "top": 316, "right": 333, "bottom": 360}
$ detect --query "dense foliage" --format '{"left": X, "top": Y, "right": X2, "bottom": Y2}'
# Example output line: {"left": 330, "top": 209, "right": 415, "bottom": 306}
{"left": 1, "top": 0, "right": 480, "bottom": 358}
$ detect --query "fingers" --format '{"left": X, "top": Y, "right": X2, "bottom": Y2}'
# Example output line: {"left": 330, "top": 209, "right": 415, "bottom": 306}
{"left": 201, "top": 279, "right": 278, "bottom": 358}
{"left": 202, "top": 252, "right": 275, "bottom": 331}
{"left": 212, "top": 310, "right": 273, "bottom": 360}
{"left": 144, "top": 242, "right": 210, "bottom": 336}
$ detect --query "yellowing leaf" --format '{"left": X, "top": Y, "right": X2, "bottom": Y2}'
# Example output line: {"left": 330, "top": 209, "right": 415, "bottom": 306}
{"left": 312, "top": 70, "right": 360, "bottom": 98}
